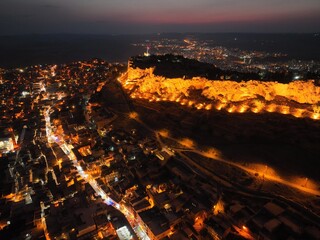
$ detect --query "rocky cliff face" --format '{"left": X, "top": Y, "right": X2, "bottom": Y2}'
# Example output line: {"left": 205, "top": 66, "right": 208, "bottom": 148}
{"left": 127, "top": 65, "right": 155, "bottom": 80}
{"left": 122, "top": 65, "right": 320, "bottom": 119}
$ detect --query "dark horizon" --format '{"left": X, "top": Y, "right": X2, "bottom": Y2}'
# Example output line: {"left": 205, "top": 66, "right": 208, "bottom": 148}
{"left": 0, "top": 33, "right": 319, "bottom": 68}
{"left": 1, "top": 32, "right": 320, "bottom": 37}
{"left": 0, "top": 33, "right": 320, "bottom": 68}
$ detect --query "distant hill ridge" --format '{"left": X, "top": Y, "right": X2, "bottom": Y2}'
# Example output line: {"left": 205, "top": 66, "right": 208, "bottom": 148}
{"left": 129, "top": 54, "right": 258, "bottom": 81}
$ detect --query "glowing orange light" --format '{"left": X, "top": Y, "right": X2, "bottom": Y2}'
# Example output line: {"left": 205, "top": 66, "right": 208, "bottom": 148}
{"left": 280, "top": 106, "right": 290, "bottom": 115}
{"left": 251, "top": 108, "right": 260, "bottom": 113}
{"left": 169, "top": 96, "right": 176, "bottom": 102}
{"left": 238, "top": 105, "right": 248, "bottom": 113}
{"left": 312, "top": 113, "right": 319, "bottom": 120}
{"left": 216, "top": 103, "right": 226, "bottom": 110}
{"left": 227, "top": 106, "right": 235, "bottom": 113}
{"left": 266, "top": 104, "right": 276, "bottom": 112}
{"left": 292, "top": 109, "right": 303, "bottom": 118}
{"left": 196, "top": 103, "right": 204, "bottom": 110}
{"left": 205, "top": 104, "right": 212, "bottom": 110}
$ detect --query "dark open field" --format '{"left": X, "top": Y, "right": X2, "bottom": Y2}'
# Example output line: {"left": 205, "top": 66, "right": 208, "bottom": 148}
{"left": 134, "top": 100, "right": 320, "bottom": 180}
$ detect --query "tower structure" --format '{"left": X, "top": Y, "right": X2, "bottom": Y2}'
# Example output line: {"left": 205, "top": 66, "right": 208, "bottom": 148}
{"left": 144, "top": 46, "right": 150, "bottom": 57}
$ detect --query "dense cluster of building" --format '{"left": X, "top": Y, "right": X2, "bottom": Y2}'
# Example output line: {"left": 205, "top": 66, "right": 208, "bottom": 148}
{"left": 133, "top": 38, "right": 320, "bottom": 81}
{"left": 0, "top": 57, "right": 319, "bottom": 240}
{"left": 0, "top": 60, "right": 125, "bottom": 239}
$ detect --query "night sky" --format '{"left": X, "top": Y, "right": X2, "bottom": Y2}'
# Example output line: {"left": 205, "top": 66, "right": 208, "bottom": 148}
{"left": 1, "top": 0, "right": 320, "bottom": 35}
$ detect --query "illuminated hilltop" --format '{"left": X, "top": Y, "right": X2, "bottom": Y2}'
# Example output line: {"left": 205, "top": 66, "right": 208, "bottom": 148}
{"left": 120, "top": 55, "right": 320, "bottom": 120}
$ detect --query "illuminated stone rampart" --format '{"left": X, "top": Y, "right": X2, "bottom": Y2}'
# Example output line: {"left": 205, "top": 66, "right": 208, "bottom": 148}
{"left": 122, "top": 66, "right": 320, "bottom": 120}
